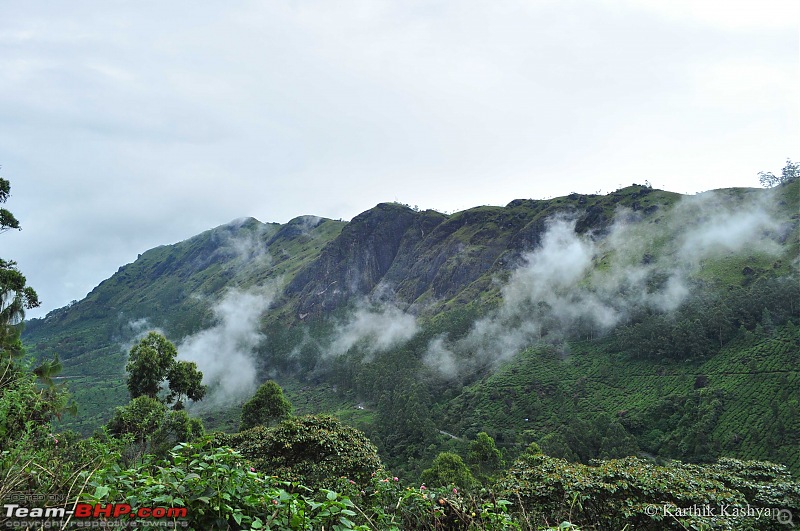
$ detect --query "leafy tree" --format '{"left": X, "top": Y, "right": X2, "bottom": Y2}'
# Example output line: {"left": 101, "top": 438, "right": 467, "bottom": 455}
{"left": 125, "top": 332, "right": 178, "bottom": 399}
{"left": 166, "top": 360, "right": 206, "bottom": 410}
{"left": 240, "top": 380, "right": 292, "bottom": 430}
{"left": 0, "top": 177, "right": 39, "bottom": 354}
{"left": 467, "top": 432, "right": 505, "bottom": 480}
{"left": 32, "top": 353, "right": 63, "bottom": 387}
{"left": 0, "top": 173, "right": 76, "bottom": 496}
{"left": 522, "top": 441, "right": 543, "bottom": 458}
{"left": 421, "top": 452, "right": 477, "bottom": 489}
{"left": 538, "top": 432, "right": 578, "bottom": 462}
{"left": 0, "top": 261, "right": 40, "bottom": 335}
{"left": 0, "top": 175, "right": 63, "bottom": 419}
{"left": 125, "top": 331, "right": 206, "bottom": 409}
{"left": 107, "top": 396, "right": 168, "bottom": 449}
{"left": 106, "top": 395, "right": 204, "bottom": 462}
{"left": 0, "top": 177, "right": 20, "bottom": 234}
{"left": 759, "top": 158, "right": 799, "bottom": 187}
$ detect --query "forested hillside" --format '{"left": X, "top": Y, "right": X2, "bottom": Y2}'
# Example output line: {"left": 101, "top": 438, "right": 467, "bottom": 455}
{"left": 23, "top": 180, "right": 800, "bottom": 474}
{"left": 8, "top": 177, "right": 799, "bottom": 529}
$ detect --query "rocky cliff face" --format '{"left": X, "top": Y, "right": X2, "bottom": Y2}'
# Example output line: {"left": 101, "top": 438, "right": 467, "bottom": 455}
{"left": 285, "top": 203, "right": 437, "bottom": 314}
{"left": 284, "top": 186, "right": 673, "bottom": 318}
{"left": 19, "top": 182, "right": 800, "bottom": 473}
{"left": 25, "top": 185, "right": 677, "bottom": 362}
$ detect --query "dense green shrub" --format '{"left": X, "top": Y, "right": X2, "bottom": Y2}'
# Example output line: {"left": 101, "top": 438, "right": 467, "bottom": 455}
{"left": 215, "top": 415, "right": 382, "bottom": 488}
{"left": 420, "top": 452, "right": 477, "bottom": 490}
{"left": 83, "top": 441, "right": 369, "bottom": 530}
{"left": 335, "top": 469, "right": 518, "bottom": 530}
{"left": 106, "top": 395, "right": 204, "bottom": 463}
{"left": 498, "top": 453, "right": 799, "bottom": 530}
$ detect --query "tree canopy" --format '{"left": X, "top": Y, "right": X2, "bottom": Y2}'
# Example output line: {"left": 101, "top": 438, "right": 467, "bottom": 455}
{"left": 0, "top": 177, "right": 39, "bottom": 355}
{"left": 0, "top": 174, "right": 71, "bottom": 454}
{"left": 216, "top": 414, "right": 382, "bottom": 488}
{"left": 758, "top": 158, "right": 799, "bottom": 187}
{"left": 125, "top": 331, "right": 206, "bottom": 409}
{"left": 0, "top": 177, "right": 21, "bottom": 234}
{"left": 420, "top": 452, "right": 477, "bottom": 489}
{"left": 467, "top": 431, "right": 505, "bottom": 479}
{"left": 240, "top": 380, "right": 292, "bottom": 430}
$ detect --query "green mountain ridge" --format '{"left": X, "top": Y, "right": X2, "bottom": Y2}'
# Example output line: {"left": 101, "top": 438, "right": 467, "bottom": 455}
{"left": 22, "top": 181, "right": 800, "bottom": 477}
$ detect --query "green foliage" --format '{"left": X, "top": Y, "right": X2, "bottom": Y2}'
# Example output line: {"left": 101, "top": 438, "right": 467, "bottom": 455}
{"left": 538, "top": 432, "right": 579, "bottom": 462}
{"left": 0, "top": 430, "right": 124, "bottom": 517}
{"left": 125, "top": 331, "right": 206, "bottom": 410}
{"left": 549, "top": 414, "right": 640, "bottom": 463}
{"left": 0, "top": 358, "right": 76, "bottom": 457}
{"left": 126, "top": 332, "right": 178, "bottom": 399}
{"left": 0, "top": 260, "right": 40, "bottom": 335}
{"left": 442, "top": 323, "right": 800, "bottom": 475}
{"left": 617, "top": 274, "right": 800, "bottom": 361}
{"left": 421, "top": 452, "right": 477, "bottom": 490}
{"left": 78, "top": 441, "right": 523, "bottom": 530}
{"left": 216, "top": 414, "right": 382, "bottom": 489}
{"left": 631, "top": 387, "right": 725, "bottom": 461}
{"left": 0, "top": 177, "right": 21, "bottom": 234}
{"left": 106, "top": 395, "right": 204, "bottom": 462}
{"left": 759, "top": 158, "right": 799, "bottom": 187}
{"left": 166, "top": 359, "right": 207, "bottom": 409}
{"left": 467, "top": 432, "right": 505, "bottom": 481}
{"left": 498, "top": 453, "right": 800, "bottom": 530}
{"left": 240, "top": 380, "right": 292, "bottom": 430}
{"left": 83, "top": 441, "right": 371, "bottom": 531}
{"left": 338, "top": 469, "right": 519, "bottom": 530}
{"left": 0, "top": 176, "right": 38, "bottom": 339}
{"left": 0, "top": 364, "right": 53, "bottom": 451}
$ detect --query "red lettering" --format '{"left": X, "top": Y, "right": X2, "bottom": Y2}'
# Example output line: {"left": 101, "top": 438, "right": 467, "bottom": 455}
{"left": 113, "top": 504, "right": 131, "bottom": 517}
{"left": 167, "top": 507, "right": 188, "bottom": 518}
{"left": 74, "top": 503, "right": 92, "bottom": 518}
{"left": 94, "top": 504, "right": 113, "bottom": 517}
{"left": 138, "top": 507, "right": 151, "bottom": 518}
{"left": 151, "top": 507, "right": 167, "bottom": 518}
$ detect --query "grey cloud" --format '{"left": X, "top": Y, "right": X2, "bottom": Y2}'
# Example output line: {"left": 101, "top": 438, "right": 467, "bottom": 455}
{"left": 178, "top": 286, "right": 275, "bottom": 407}
{"left": 2, "top": 1, "right": 795, "bottom": 319}
{"left": 327, "top": 301, "right": 419, "bottom": 359}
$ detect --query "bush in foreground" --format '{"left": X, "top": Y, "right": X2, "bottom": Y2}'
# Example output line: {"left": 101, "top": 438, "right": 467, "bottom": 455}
{"left": 215, "top": 414, "right": 382, "bottom": 489}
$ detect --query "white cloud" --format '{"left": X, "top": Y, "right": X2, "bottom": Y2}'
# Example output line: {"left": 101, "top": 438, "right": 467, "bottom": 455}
{"left": 177, "top": 287, "right": 274, "bottom": 406}
{"left": 2, "top": 1, "right": 795, "bottom": 317}
{"left": 328, "top": 302, "right": 419, "bottom": 358}
{"left": 618, "top": 0, "right": 800, "bottom": 31}
{"left": 424, "top": 188, "right": 787, "bottom": 376}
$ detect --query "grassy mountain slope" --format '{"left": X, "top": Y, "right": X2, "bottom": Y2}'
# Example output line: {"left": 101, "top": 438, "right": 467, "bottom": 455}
{"left": 21, "top": 181, "right": 800, "bottom": 477}
{"left": 23, "top": 215, "right": 345, "bottom": 430}
{"left": 439, "top": 324, "right": 799, "bottom": 472}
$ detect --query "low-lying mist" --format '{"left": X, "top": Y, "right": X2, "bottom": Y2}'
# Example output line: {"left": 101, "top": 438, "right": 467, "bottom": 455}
{"left": 327, "top": 300, "right": 419, "bottom": 359}
{"left": 179, "top": 286, "right": 275, "bottom": 408}
{"left": 121, "top": 188, "right": 793, "bottom": 399}
{"left": 423, "top": 189, "right": 790, "bottom": 377}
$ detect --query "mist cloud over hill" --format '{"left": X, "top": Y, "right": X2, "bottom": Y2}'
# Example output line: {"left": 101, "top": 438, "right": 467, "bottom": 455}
{"left": 423, "top": 189, "right": 790, "bottom": 376}
{"left": 178, "top": 287, "right": 275, "bottom": 407}
{"left": 21, "top": 182, "right": 800, "bottom": 476}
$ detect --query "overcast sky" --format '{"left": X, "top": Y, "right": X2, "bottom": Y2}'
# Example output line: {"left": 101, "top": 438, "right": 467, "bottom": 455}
{"left": 1, "top": 0, "right": 798, "bottom": 318}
